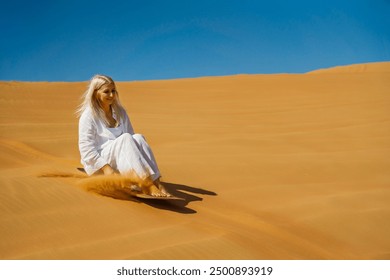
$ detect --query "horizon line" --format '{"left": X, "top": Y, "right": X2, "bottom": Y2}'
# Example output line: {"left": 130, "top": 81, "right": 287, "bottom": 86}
{"left": 1, "top": 61, "right": 389, "bottom": 83}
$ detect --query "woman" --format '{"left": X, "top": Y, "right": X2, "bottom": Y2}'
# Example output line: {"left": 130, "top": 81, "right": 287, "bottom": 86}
{"left": 77, "top": 74, "right": 169, "bottom": 197}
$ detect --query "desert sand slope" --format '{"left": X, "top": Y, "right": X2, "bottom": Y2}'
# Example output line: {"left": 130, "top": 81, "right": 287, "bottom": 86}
{"left": 307, "top": 61, "right": 390, "bottom": 74}
{"left": 0, "top": 62, "right": 389, "bottom": 259}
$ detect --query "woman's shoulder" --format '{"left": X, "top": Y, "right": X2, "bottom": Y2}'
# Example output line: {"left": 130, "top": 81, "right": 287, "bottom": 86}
{"left": 79, "top": 107, "right": 96, "bottom": 123}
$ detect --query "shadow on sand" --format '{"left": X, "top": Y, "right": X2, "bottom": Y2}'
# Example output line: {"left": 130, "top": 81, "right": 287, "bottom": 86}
{"left": 98, "top": 182, "right": 217, "bottom": 214}
{"left": 113, "top": 182, "right": 216, "bottom": 214}
{"left": 75, "top": 168, "right": 217, "bottom": 214}
{"left": 137, "top": 182, "right": 217, "bottom": 214}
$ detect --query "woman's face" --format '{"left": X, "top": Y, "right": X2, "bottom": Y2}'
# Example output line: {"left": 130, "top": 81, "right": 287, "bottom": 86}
{"left": 96, "top": 83, "right": 117, "bottom": 107}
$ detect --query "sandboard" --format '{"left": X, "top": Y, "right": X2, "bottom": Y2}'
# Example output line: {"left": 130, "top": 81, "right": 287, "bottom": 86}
{"left": 134, "top": 193, "right": 184, "bottom": 200}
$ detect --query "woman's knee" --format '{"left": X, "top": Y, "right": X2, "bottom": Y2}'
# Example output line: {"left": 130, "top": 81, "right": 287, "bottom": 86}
{"left": 117, "top": 133, "right": 147, "bottom": 147}
{"left": 118, "top": 132, "right": 133, "bottom": 143}
{"left": 132, "top": 133, "right": 146, "bottom": 143}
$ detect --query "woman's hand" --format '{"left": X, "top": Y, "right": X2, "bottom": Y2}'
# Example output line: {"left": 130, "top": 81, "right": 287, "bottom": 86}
{"left": 101, "top": 164, "right": 116, "bottom": 175}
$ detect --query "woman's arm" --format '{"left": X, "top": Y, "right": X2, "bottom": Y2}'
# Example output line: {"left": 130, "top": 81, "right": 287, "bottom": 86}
{"left": 78, "top": 111, "right": 109, "bottom": 175}
{"left": 122, "top": 110, "right": 135, "bottom": 134}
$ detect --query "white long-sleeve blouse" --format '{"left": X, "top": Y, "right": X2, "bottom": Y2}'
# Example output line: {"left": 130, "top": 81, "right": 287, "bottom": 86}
{"left": 78, "top": 107, "right": 134, "bottom": 175}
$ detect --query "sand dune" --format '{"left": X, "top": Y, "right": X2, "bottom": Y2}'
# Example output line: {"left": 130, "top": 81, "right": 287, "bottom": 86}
{"left": 0, "top": 62, "right": 389, "bottom": 259}
{"left": 308, "top": 61, "right": 390, "bottom": 74}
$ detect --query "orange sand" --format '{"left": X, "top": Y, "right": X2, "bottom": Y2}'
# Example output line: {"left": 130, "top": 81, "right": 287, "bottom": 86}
{"left": 0, "top": 62, "right": 389, "bottom": 259}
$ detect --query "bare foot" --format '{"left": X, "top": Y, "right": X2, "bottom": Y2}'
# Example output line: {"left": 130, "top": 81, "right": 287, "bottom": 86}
{"left": 153, "top": 179, "right": 172, "bottom": 197}
{"left": 157, "top": 183, "right": 172, "bottom": 197}
{"left": 144, "top": 184, "right": 167, "bottom": 197}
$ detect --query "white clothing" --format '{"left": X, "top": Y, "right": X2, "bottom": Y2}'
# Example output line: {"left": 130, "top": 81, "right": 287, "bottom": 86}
{"left": 78, "top": 107, "right": 160, "bottom": 180}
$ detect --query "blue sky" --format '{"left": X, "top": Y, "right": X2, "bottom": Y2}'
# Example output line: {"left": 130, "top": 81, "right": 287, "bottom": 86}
{"left": 0, "top": 0, "right": 389, "bottom": 81}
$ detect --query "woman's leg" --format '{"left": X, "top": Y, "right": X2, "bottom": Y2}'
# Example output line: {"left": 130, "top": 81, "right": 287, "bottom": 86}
{"left": 132, "top": 134, "right": 172, "bottom": 195}
{"left": 131, "top": 134, "right": 171, "bottom": 196}
{"left": 100, "top": 133, "right": 159, "bottom": 180}
{"left": 100, "top": 133, "right": 167, "bottom": 196}
{"left": 131, "top": 134, "right": 161, "bottom": 180}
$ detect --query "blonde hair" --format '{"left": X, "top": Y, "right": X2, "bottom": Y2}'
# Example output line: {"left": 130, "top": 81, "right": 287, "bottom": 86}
{"left": 76, "top": 74, "right": 125, "bottom": 127}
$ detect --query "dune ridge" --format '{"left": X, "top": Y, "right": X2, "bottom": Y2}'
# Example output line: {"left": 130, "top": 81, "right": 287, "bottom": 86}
{"left": 307, "top": 61, "right": 390, "bottom": 74}
{"left": 0, "top": 62, "right": 390, "bottom": 259}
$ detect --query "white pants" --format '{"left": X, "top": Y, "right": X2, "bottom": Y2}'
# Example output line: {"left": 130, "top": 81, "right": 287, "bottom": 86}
{"left": 100, "top": 133, "right": 161, "bottom": 181}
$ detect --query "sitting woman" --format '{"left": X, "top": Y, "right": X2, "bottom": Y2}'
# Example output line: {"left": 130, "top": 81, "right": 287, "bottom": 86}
{"left": 77, "top": 74, "right": 169, "bottom": 197}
